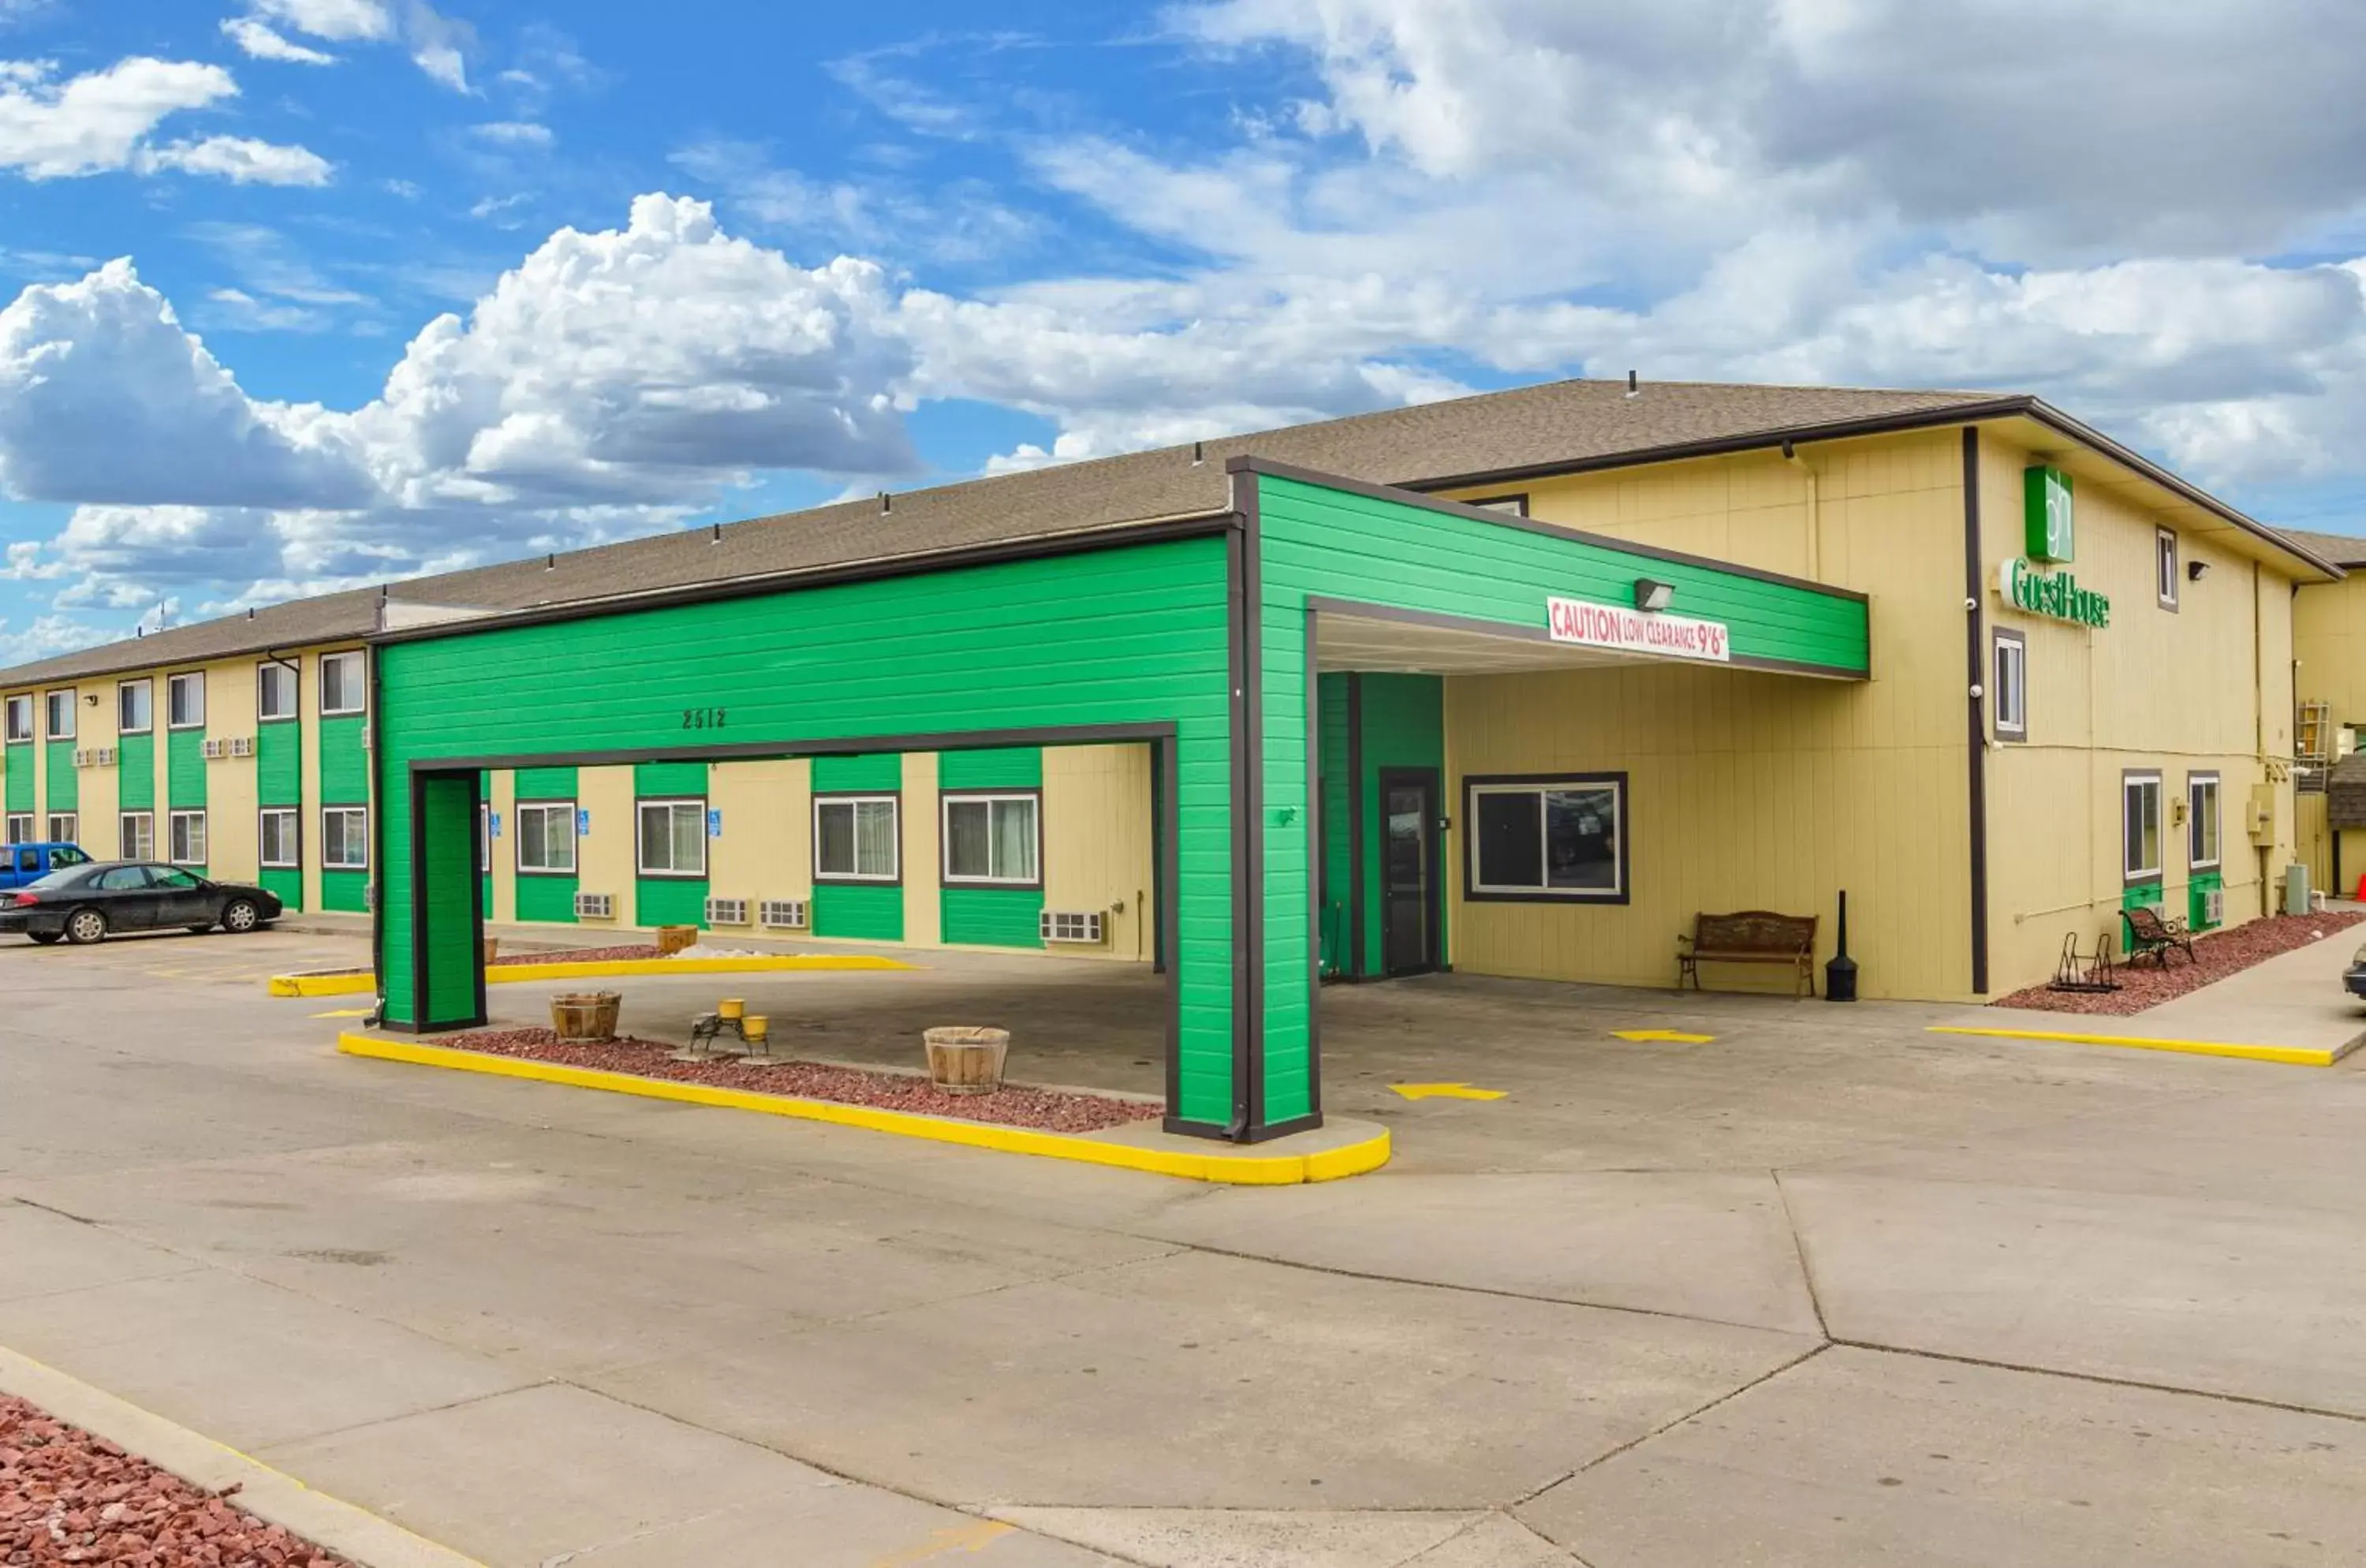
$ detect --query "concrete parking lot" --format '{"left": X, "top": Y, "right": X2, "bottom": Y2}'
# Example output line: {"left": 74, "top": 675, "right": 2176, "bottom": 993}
{"left": 2, "top": 928, "right": 2362, "bottom": 1565}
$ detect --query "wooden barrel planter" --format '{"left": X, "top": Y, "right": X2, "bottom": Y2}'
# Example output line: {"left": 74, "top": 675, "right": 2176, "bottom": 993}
{"left": 550, "top": 991, "right": 621, "bottom": 1042}
{"left": 655, "top": 924, "right": 699, "bottom": 957}
{"left": 923, "top": 1027, "right": 1009, "bottom": 1095}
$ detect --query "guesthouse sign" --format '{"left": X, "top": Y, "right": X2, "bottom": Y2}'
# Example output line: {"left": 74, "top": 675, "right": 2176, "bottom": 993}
{"left": 1998, "top": 557, "right": 2110, "bottom": 629}
{"left": 1547, "top": 596, "right": 1731, "bottom": 663}
{"left": 2025, "top": 465, "right": 2075, "bottom": 562}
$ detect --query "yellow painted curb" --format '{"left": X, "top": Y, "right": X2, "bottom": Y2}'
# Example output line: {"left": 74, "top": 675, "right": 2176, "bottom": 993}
{"left": 1928, "top": 1025, "right": 2349, "bottom": 1067}
{"left": 337, "top": 1033, "right": 1390, "bottom": 1185}
{"left": 272, "top": 953, "right": 914, "bottom": 999}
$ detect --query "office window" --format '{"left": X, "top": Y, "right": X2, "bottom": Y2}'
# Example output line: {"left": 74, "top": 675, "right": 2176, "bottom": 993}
{"left": 258, "top": 661, "right": 298, "bottom": 721}
{"left": 636, "top": 798, "right": 707, "bottom": 877}
{"left": 517, "top": 802, "right": 577, "bottom": 873}
{"left": 322, "top": 807, "right": 368, "bottom": 869}
{"left": 117, "top": 679, "right": 152, "bottom": 734}
{"left": 2189, "top": 774, "right": 2221, "bottom": 869}
{"left": 120, "top": 812, "right": 155, "bottom": 861}
{"left": 3, "top": 694, "right": 30, "bottom": 742}
{"left": 2123, "top": 772, "right": 2163, "bottom": 882}
{"left": 44, "top": 689, "right": 74, "bottom": 741}
{"left": 1991, "top": 629, "right": 2028, "bottom": 741}
{"left": 319, "top": 651, "right": 365, "bottom": 715}
{"left": 942, "top": 793, "right": 1040, "bottom": 885}
{"left": 47, "top": 812, "right": 77, "bottom": 844}
{"left": 167, "top": 672, "right": 205, "bottom": 729}
{"left": 5, "top": 813, "right": 32, "bottom": 844}
{"left": 260, "top": 808, "right": 300, "bottom": 868}
{"left": 2156, "top": 528, "right": 2180, "bottom": 610}
{"left": 815, "top": 795, "right": 899, "bottom": 882}
{"left": 1467, "top": 775, "right": 1627, "bottom": 901}
{"left": 169, "top": 809, "right": 207, "bottom": 866}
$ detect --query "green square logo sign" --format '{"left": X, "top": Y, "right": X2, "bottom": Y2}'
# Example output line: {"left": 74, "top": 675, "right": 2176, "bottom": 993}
{"left": 2025, "top": 465, "right": 2074, "bottom": 562}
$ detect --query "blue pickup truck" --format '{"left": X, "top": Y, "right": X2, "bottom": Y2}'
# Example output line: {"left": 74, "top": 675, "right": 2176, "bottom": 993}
{"left": 0, "top": 842, "right": 92, "bottom": 892}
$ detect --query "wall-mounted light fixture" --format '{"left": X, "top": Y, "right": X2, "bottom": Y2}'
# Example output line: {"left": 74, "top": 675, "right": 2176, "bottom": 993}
{"left": 1633, "top": 578, "right": 1675, "bottom": 613}
{"left": 2188, "top": 559, "right": 2211, "bottom": 582}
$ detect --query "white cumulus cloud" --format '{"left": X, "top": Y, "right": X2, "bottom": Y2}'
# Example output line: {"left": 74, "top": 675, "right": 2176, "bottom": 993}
{"left": 220, "top": 19, "right": 337, "bottom": 65}
{"left": 249, "top": 0, "right": 392, "bottom": 43}
{"left": 137, "top": 134, "right": 331, "bottom": 185}
{"left": 0, "top": 56, "right": 235, "bottom": 178}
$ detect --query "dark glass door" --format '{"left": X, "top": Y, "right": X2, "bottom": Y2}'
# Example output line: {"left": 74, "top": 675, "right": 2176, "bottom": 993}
{"left": 1380, "top": 769, "right": 1440, "bottom": 976}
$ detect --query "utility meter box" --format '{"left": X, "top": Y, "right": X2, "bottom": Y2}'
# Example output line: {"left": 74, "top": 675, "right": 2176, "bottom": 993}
{"left": 2247, "top": 783, "right": 2278, "bottom": 845}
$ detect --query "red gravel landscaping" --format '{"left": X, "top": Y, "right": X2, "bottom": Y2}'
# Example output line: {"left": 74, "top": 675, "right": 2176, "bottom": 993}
{"left": 487, "top": 944, "right": 660, "bottom": 965}
{"left": 2, "top": 1394, "right": 352, "bottom": 1566}
{"left": 443, "top": 1027, "right": 1162, "bottom": 1134}
{"left": 1991, "top": 910, "right": 2366, "bottom": 1015}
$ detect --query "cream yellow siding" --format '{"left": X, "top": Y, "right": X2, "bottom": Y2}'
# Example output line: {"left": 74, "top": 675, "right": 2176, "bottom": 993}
{"left": 2292, "top": 572, "right": 2366, "bottom": 894}
{"left": 203, "top": 655, "right": 260, "bottom": 879}
{"left": 707, "top": 759, "right": 810, "bottom": 920}
{"left": 1043, "top": 743, "right": 1159, "bottom": 962}
{"left": 575, "top": 766, "right": 635, "bottom": 929}
{"left": 489, "top": 769, "right": 517, "bottom": 922}
{"left": 901, "top": 752, "right": 942, "bottom": 946}
{"left": 298, "top": 655, "right": 324, "bottom": 911}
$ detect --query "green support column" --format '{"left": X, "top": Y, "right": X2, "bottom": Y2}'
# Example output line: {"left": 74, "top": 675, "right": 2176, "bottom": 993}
{"left": 389, "top": 771, "right": 485, "bottom": 1032}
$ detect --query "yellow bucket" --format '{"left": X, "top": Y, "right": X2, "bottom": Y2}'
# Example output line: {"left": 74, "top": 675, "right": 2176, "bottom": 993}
{"left": 743, "top": 1016, "right": 769, "bottom": 1043}
{"left": 718, "top": 998, "right": 746, "bottom": 1021}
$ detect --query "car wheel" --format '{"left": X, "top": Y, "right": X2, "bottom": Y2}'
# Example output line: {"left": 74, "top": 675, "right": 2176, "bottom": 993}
{"left": 222, "top": 898, "right": 260, "bottom": 934}
{"left": 28, "top": 930, "right": 62, "bottom": 945}
{"left": 64, "top": 908, "right": 107, "bottom": 945}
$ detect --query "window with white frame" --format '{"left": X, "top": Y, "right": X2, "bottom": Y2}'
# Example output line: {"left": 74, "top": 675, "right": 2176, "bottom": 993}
{"left": 119, "top": 812, "right": 154, "bottom": 861}
{"left": 516, "top": 801, "right": 577, "bottom": 873}
{"left": 167, "top": 672, "right": 204, "bottom": 729}
{"left": 319, "top": 651, "right": 365, "bottom": 715}
{"left": 5, "top": 813, "right": 32, "bottom": 844}
{"left": 260, "top": 808, "right": 300, "bottom": 868}
{"left": 257, "top": 661, "right": 298, "bottom": 721}
{"left": 3, "top": 694, "right": 30, "bottom": 742}
{"left": 1467, "top": 775, "right": 1626, "bottom": 901}
{"left": 2123, "top": 772, "right": 2163, "bottom": 882}
{"left": 170, "top": 809, "right": 207, "bottom": 865}
{"left": 636, "top": 798, "right": 707, "bottom": 877}
{"left": 322, "top": 807, "right": 368, "bottom": 869}
{"left": 44, "top": 689, "right": 74, "bottom": 741}
{"left": 117, "top": 679, "right": 152, "bottom": 734}
{"left": 2189, "top": 774, "right": 2221, "bottom": 870}
{"left": 942, "top": 793, "right": 1039, "bottom": 885}
{"left": 47, "top": 812, "right": 77, "bottom": 844}
{"left": 815, "top": 794, "right": 899, "bottom": 882}
{"left": 1991, "top": 629, "right": 2027, "bottom": 742}
{"left": 2156, "top": 528, "right": 2180, "bottom": 610}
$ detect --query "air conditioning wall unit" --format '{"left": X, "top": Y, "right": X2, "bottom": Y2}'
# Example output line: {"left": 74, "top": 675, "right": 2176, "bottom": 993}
{"left": 73, "top": 748, "right": 115, "bottom": 768}
{"left": 200, "top": 737, "right": 230, "bottom": 760}
{"left": 2203, "top": 887, "right": 2226, "bottom": 926}
{"left": 573, "top": 891, "right": 614, "bottom": 920}
{"left": 1041, "top": 909, "right": 1106, "bottom": 944}
{"left": 759, "top": 898, "right": 808, "bottom": 930}
{"left": 704, "top": 896, "right": 749, "bottom": 926}
{"left": 229, "top": 736, "right": 256, "bottom": 758}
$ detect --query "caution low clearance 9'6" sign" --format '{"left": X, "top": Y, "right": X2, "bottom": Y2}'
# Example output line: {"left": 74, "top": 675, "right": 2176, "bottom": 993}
{"left": 1547, "top": 596, "right": 1732, "bottom": 663}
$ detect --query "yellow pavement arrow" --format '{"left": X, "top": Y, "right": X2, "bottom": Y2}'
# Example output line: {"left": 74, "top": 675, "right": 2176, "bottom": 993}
{"left": 1610, "top": 1029, "right": 1717, "bottom": 1043}
{"left": 1389, "top": 1082, "right": 1506, "bottom": 1102}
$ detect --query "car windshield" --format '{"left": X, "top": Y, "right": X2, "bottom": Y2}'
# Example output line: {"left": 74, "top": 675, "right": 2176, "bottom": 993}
{"left": 25, "top": 866, "right": 92, "bottom": 890}
{"left": 49, "top": 847, "right": 88, "bottom": 867}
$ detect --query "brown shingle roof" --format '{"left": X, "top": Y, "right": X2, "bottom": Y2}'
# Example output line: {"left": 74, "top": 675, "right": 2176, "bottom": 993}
{"left": 2270, "top": 526, "right": 2366, "bottom": 569}
{"left": 0, "top": 376, "right": 2081, "bottom": 688}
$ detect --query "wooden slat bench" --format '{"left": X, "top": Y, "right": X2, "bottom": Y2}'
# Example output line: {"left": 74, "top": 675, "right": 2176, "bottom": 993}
{"left": 2123, "top": 904, "right": 2196, "bottom": 969}
{"left": 1678, "top": 911, "right": 1819, "bottom": 998}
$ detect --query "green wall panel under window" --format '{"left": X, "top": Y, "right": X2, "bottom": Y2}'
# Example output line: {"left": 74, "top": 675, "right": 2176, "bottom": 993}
{"left": 635, "top": 760, "right": 707, "bottom": 797}
{"left": 813, "top": 753, "right": 902, "bottom": 793}
{"left": 939, "top": 747, "right": 1043, "bottom": 790}
{"left": 321, "top": 868, "right": 368, "bottom": 913}
{"left": 258, "top": 722, "right": 299, "bottom": 805}
{"left": 117, "top": 733, "right": 155, "bottom": 811}
{"left": 259, "top": 868, "right": 303, "bottom": 912}
{"left": 319, "top": 715, "right": 368, "bottom": 804}
{"left": 636, "top": 876, "right": 707, "bottom": 929}
{"left": 517, "top": 874, "right": 579, "bottom": 924}
{"left": 814, "top": 881, "right": 903, "bottom": 942}
{"left": 46, "top": 741, "right": 77, "bottom": 813}
{"left": 4, "top": 742, "right": 29, "bottom": 813}
{"left": 1355, "top": 674, "right": 1446, "bottom": 980}
{"left": 941, "top": 886, "right": 1045, "bottom": 948}
{"left": 166, "top": 729, "right": 207, "bottom": 808}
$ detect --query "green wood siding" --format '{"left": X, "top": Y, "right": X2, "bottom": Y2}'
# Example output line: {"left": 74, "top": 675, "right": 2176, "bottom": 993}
{"left": 45, "top": 741, "right": 77, "bottom": 812}
{"left": 517, "top": 873, "right": 579, "bottom": 923}
{"left": 320, "top": 715, "right": 368, "bottom": 802}
{"left": 1254, "top": 472, "right": 1873, "bottom": 1125}
{"left": 636, "top": 877, "right": 707, "bottom": 930}
{"left": 322, "top": 869, "right": 368, "bottom": 913}
{"left": 258, "top": 722, "right": 299, "bottom": 805}
{"left": 1355, "top": 675, "right": 1445, "bottom": 979}
{"left": 516, "top": 765, "right": 577, "bottom": 798}
{"left": 939, "top": 747, "right": 1043, "bottom": 790}
{"left": 635, "top": 760, "right": 707, "bottom": 796}
{"left": 117, "top": 733, "right": 155, "bottom": 810}
{"left": 814, "top": 881, "right": 903, "bottom": 942}
{"left": 374, "top": 538, "right": 1235, "bottom": 1127}
{"left": 1317, "top": 675, "right": 1350, "bottom": 976}
{"left": 813, "top": 753, "right": 903, "bottom": 793}
{"left": 418, "top": 775, "right": 481, "bottom": 1026}
{"left": 941, "top": 885, "right": 1045, "bottom": 948}
{"left": 260, "top": 868, "right": 303, "bottom": 910}
{"left": 166, "top": 729, "right": 207, "bottom": 808}
{"left": 3, "top": 741, "right": 28, "bottom": 813}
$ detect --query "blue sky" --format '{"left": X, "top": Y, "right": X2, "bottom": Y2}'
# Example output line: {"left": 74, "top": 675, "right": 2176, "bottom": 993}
{"left": 5, "top": 0, "right": 2366, "bottom": 663}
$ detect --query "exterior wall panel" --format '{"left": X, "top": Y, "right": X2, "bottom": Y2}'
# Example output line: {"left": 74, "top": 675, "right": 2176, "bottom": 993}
{"left": 1041, "top": 743, "right": 1155, "bottom": 963}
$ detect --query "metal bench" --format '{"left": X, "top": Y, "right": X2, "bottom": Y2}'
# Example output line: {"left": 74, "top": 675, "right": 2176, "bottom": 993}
{"left": 1678, "top": 911, "right": 1819, "bottom": 998}
{"left": 2123, "top": 905, "right": 2196, "bottom": 969}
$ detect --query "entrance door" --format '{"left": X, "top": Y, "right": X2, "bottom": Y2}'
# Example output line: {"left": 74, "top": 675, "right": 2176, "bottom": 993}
{"left": 1380, "top": 768, "right": 1440, "bottom": 976}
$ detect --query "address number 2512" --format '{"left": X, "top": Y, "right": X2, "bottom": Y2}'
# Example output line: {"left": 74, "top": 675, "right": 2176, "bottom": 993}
{"left": 681, "top": 707, "right": 727, "bottom": 730}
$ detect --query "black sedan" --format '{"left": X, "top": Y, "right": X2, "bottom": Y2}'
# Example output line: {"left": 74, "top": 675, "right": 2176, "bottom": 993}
{"left": 1, "top": 861, "right": 282, "bottom": 945}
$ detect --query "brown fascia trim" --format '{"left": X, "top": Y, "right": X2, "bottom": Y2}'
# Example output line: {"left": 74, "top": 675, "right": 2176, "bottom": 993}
{"left": 1380, "top": 396, "right": 2344, "bottom": 584}
{"left": 1229, "top": 454, "right": 1870, "bottom": 605}
{"left": 0, "top": 625, "right": 374, "bottom": 698}
{"left": 367, "top": 510, "right": 1242, "bottom": 649}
